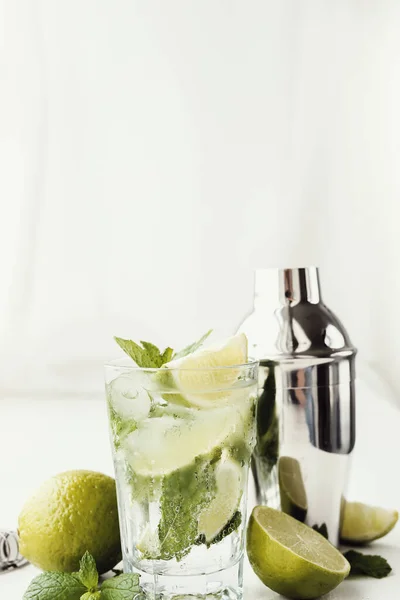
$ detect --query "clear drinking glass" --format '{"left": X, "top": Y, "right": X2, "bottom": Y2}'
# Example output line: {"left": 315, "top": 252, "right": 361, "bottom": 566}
{"left": 105, "top": 358, "right": 258, "bottom": 600}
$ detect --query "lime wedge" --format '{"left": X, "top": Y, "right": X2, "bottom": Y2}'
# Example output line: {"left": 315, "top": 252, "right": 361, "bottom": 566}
{"left": 162, "top": 333, "right": 248, "bottom": 408}
{"left": 247, "top": 506, "right": 350, "bottom": 600}
{"left": 124, "top": 407, "right": 243, "bottom": 477}
{"left": 340, "top": 501, "right": 398, "bottom": 544}
{"left": 278, "top": 456, "right": 308, "bottom": 523}
{"left": 198, "top": 457, "right": 243, "bottom": 543}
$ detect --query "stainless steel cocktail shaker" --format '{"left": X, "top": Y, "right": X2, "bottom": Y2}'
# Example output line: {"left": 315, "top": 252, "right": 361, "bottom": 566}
{"left": 237, "top": 267, "right": 356, "bottom": 546}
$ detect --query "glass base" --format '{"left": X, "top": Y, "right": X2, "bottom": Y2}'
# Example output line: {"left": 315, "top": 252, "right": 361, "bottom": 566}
{"left": 125, "top": 556, "right": 243, "bottom": 600}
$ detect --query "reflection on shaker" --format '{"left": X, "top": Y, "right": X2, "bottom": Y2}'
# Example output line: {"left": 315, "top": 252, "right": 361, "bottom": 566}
{"left": 278, "top": 456, "right": 308, "bottom": 523}
{"left": 251, "top": 363, "right": 280, "bottom": 508}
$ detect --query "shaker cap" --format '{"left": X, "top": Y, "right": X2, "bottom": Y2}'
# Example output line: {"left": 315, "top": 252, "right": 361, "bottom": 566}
{"left": 253, "top": 267, "right": 357, "bottom": 370}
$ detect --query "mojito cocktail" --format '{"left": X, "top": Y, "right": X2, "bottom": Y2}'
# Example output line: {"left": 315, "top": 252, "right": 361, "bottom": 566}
{"left": 105, "top": 333, "right": 257, "bottom": 600}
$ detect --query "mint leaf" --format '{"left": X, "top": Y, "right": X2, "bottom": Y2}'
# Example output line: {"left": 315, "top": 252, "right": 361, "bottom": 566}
{"left": 312, "top": 523, "right": 329, "bottom": 540}
{"left": 139, "top": 341, "right": 166, "bottom": 365}
{"left": 81, "top": 593, "right": 101, "bottom": 600}
{"left": 161, "top": 346, "right": 174, "bottom": 364}
{"left": 114, "top": 337, "right": 173, "bottom": 368}
{"left": 344, "top": 550, "right": 392, "bottom": 578}
{"left": 23, "top": 572, "right": 86, "bottom": 600}
{"left": 78, "top": 551, "right": 98, "bottom": 591}
{"left": 173, "top": 330, "right": 213, "bottom": 360}
{"left": 101, "top": 573, "right": 140, "bottom": 599}
{"left": 107, "top": 399, "right": 137, "bottom": 450}
{"left": 157, "top": 457, "right": 215, "bottom": 561}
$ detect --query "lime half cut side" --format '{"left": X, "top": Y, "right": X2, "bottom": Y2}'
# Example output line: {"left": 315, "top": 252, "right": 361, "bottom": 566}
{"left": 247, "top": 506, "right": 350, "bottom": 600}
{"left": 278, "top": 456, "right": 308, "bottom": 523}
{"left": 341, "top": 501, "right": 398, "bottom": 544}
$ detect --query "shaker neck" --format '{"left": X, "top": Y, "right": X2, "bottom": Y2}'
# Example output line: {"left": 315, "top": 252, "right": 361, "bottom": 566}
{"left": 255, "top": 267, "right": 322, "bottom": 306}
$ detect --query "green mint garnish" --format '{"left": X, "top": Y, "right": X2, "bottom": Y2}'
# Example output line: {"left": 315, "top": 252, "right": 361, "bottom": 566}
{"left": 173, "top": 330, "right": 213, "bottom": 360}
{"left": 114, "top": 337, "right": 173, "bottom": 368}
{"left": 78, "top": 551, "right": 98, "bottom": 591}
{"left": 101, "top": 573, "right": 141, "bottom": 599}
{"left": 23, "top": 572, "right": 86, "bottom": 600}
{"left": 344, "top": 550, "right": 392, "bottom": 578}
{"left": 23, "top": 552, "right": 140, "bottom": 600}
{"left": 156, "top": 458, "right": 216, "bottom": 561}
{"left": 107, "top": 401, "right": 137, "bottom": 450}
{"left": 312, "top": 523, "right": 329, "bottom": 540}
{"left": 114, "top": 330, "right": 212, "bottom": 367}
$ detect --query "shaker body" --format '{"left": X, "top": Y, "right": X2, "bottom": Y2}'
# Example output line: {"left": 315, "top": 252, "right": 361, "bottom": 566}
{"left": 238, "top": 267, "right": 356, "bottom": 546}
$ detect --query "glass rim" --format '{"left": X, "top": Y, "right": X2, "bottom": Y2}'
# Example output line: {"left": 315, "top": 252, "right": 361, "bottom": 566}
{"left": 104, "top": 357, "right": 259, "bottom": 372}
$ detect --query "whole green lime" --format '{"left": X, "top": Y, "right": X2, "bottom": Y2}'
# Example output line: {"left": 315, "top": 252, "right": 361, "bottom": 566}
{"left": 18, "top": 470, "right": 121, "bottom": 574}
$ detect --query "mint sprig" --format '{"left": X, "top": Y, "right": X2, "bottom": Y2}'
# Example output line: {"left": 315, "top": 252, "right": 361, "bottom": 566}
{"left": 114, "top": 337, "right": 173, "bottom": 368}
{"left": 23, "top": 552, "right": 140, "bottom": 600}
{"left": 114, "top": 330, "right": 213, "bottom": 367}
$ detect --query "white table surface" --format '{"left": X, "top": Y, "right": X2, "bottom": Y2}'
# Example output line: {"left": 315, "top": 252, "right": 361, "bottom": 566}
{"left": 1, "top": 381, "right": 400, "bottom": 599}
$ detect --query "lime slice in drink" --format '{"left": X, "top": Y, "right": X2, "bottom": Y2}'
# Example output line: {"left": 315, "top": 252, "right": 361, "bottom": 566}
{"left": 161, "top": 333, "right": 248, "bottom": 408}
{"left": 278, "top": 456, "right": 308, "bottom": 523}
{"left": 247, "top": 506, "right": 350, "bottom": 600}
{"left": 124, "top": 407, "right": 243, "bottom": 477}
{"left": 340, "top": 501, "right": 398, "bottom": 544}
{"left": 198, "top": 457, "right": 243, "bottom": 543}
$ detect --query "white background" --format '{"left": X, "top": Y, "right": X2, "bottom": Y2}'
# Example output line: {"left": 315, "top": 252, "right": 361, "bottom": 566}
{"left": 1, "top": 1, "right": 400, "bottom": 397}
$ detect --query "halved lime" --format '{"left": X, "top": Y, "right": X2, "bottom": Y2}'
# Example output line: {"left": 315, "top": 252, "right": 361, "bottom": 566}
{"left": 247, "top": 506, "right": 350, "bottom": 600}
{"left": 340, "top": 501, "right": 398, "bottom": 544}
{"left": 198, "top": 457, "right": 243, "bottom": 543}
{"left": 278, "top": 456, "right": 308, "bottom": 523}
{"left": 161, "top": 333, "right": 248, "bottom": 408}
{"left": 123, "top": 407, "right": 243, "bottom": 477}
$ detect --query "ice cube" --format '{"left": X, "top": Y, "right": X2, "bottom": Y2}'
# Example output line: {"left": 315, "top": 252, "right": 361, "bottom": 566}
{"left": 110, "top": 374, "right": 151, "bottom": 421}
